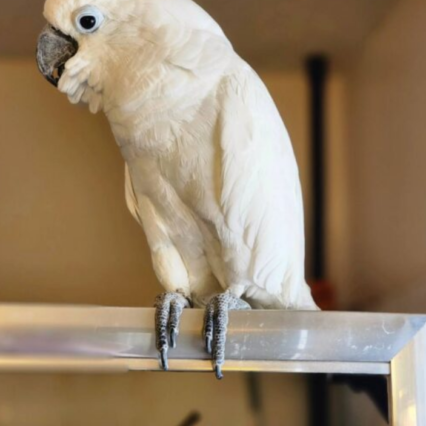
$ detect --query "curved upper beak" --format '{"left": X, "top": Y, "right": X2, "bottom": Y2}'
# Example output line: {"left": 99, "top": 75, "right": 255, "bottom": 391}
{"left": 36, "top": 25, "right": 78, "bottom": 87}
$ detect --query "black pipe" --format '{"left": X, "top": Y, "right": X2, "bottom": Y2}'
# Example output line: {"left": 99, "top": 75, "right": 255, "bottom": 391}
{"left": 306, "top": 55, "right": 330, "bottom": 426}
{"left": 307, "top": 56, "right": 328, "bottom": 281}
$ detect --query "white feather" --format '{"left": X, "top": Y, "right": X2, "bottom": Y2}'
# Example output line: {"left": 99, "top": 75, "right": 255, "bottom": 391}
{"left": 46, "top": 0, "right": 318, "bottom": 310}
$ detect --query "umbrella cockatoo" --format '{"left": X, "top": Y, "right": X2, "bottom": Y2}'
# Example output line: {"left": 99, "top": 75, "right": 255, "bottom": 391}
{"left": 36, "top": 0, "right": 318, "bottom": 379}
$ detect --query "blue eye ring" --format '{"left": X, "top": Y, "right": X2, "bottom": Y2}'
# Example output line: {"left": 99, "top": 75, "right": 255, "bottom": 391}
{"left": 75, "top": 6, "right": 104, "bottom": 34}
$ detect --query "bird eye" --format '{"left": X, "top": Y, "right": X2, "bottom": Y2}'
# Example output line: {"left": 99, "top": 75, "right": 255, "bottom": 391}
{"left": 80, "top": 15, "right": 97, "bottom": 30}
{"left": 75, "top": 6, "right": 104, "bottom": 34}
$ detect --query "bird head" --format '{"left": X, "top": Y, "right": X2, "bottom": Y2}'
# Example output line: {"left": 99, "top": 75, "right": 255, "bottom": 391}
{"left": 36, "top": 0, "right": 231, "bottom": 113}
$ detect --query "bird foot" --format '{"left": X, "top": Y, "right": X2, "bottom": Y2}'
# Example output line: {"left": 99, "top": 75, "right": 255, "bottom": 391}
{"left": 154, "top": 291, "right": 191, "bottom": 370}
{"left": 203, "top": 291, "right": 251, "bottom": 380}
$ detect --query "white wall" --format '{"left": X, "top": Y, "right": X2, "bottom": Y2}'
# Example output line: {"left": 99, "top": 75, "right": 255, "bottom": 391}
{"left": 341, "top": 0, "right": 426, "bottom": 310}
{"left": 331, "top": 0, "right": 426, "bottom": 424}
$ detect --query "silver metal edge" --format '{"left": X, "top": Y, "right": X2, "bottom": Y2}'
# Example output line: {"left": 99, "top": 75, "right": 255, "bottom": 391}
{"left": 1, "top": 305, "right": 424, "bottom": 364}
{"left": 0, "top": 356, "right": 389, "bottom": 375}
{"left": 389, "top": 324, "right": 426, "bottom": 426}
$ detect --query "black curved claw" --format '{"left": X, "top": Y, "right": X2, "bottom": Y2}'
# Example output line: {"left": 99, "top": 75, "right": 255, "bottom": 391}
{"left": 203, "top": 303, "right": 214, "bottom": 355}
{"left": 154, "top": 292, "right": 190, "bottom": 371}
{"left": 160, "top": 349, "right": 169, "bottom": 371}
{"left": 205, "top": 336, "right": 212, "bottom": 354}
{"left": 203, "top": 292, "right": 251, "bottom": 380}
{"left": 170, "top": 329, "right": 178, "bottom": 349}
{"left": 215, "top": 364, "right": 224, "bottom": 380}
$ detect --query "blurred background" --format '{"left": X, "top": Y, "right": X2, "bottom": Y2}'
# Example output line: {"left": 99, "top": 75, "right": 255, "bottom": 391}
{"left": 0, "top": 0, "right": 425, "bottom": 424}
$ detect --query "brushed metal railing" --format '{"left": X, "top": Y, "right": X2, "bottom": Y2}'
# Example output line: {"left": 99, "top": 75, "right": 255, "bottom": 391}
{"left": 0, "top": 305, "right": 424, "bottom": 425}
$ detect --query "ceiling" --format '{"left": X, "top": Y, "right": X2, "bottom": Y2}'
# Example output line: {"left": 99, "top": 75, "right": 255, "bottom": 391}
{"left": 0, "top": 0, "right": 396, "bottom": 69}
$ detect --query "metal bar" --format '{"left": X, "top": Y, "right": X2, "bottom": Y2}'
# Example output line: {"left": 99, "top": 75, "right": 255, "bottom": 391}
{"left": 0, "top": 356, "right": 390, "bottom": 375}
{"left": 0, "top": 356, "right": 129, "bottom": 373}
{"left": 0, "top": 305, "right": 424, "bottom": 374}
{"left": 1, "top": 304, "right": 425, "bottom": 423}
{"left": 389, "top": 325, "right": 426, "bottom": 425}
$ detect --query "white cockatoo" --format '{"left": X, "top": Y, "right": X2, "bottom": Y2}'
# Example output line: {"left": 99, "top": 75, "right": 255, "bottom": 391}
{"left": 36, "top": 0, "right": 318, "bottom": 379}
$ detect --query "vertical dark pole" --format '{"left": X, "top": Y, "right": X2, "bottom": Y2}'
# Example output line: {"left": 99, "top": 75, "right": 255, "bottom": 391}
{"left": 306, "top": 55, "right": 330, "bottom": 426}
{"left": 307, "top": 56, "right": 328, "bottom": 281}
{"left": 246, "top": 373, "right": 265, "bottom": 426}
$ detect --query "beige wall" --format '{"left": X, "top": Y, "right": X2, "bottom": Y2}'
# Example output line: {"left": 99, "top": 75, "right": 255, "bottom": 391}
{"left": 0, "top": 372, "right": 308, "bottom": 426}
{"left": 0, "top": 60, "right": 316, "bottom": 306}
{"left": 341, "top": 0, "right": 426, "bottom": 310}
{"left": 0, "top": 60, "right": 157, "bottom": 306}
{"left": 0, "top": 59, "right": 352, "bottom": 305}
{"left": 0, "top": 59, "right": 312, "bottom": 426}
{"left": 325, "top": 72, "right": 350, "bottom": 305}
{"left": 5, "top": 0, "right": 426, "bottom": 422}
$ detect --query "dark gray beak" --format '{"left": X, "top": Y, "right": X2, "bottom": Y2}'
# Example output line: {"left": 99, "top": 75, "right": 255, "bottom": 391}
{"left": 36, "top": 25, "right": 78, "bottom": 87}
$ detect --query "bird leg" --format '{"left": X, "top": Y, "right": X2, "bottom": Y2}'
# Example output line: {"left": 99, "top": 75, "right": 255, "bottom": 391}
{"left": 154, "top": 291, "right": 191, "bottom": 370}
{"left": 203, "top": 291, "right": 251, "bottom": 380}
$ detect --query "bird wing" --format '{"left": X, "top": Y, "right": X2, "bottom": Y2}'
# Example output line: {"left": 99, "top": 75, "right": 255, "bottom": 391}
{"left": 124, "top": 163, "right": 142, "bottom": 226}
{"left": 217, "top": 64, "right": 306, "bottom": 303}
